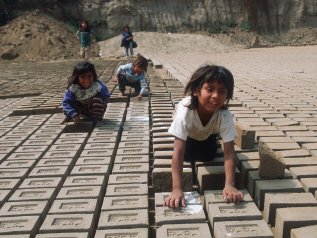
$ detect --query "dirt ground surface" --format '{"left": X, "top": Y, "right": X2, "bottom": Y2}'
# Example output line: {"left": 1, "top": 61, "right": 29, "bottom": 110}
{"left": 1, "top": 11, "right": 317, "bottom": 62}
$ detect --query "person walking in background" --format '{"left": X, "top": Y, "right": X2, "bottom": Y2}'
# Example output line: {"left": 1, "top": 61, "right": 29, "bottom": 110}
{"left": 114, "top": 54, "right": 148, "bottom": 99}
{"left": 76, "top": 20, "right": 92, "bottom": 60}
{"left": 121, "top": 25, "right": 134, "bottom": 59}
{"left": 164, "top": 64, "right": 244, "bottom": 208}
{"left": 61, "top": 61, "right": 110, "bottom": 125}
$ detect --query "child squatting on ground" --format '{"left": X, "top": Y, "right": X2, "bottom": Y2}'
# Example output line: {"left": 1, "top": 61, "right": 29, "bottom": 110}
{"left": 164, "top": 64, "right": 244, "bottom": 208}
{"left": 114, "top": 54, "right": 148, "bottom": 100}
{"left": 61, "top": 61, "right": 110, "bottom": 125}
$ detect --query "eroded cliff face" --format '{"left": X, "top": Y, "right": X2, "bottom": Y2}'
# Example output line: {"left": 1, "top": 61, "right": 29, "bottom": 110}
{"left": 5, "top": 0, "right": 317, "bottom": 39}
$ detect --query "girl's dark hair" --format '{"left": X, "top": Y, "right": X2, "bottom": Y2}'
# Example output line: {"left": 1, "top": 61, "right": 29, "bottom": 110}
{"left": 185, "top": 64, "right": 234, "bottom": 109}
{"left": 132, "top": 54, "right": 148, "bottom": 72}
{"left": 79, "top": 20, "right": 91, "bottom": 32}
{"left": 67, "top": 61, "right": 98, "bottom": 88}
{"left": 124, "top": 25, "right": 130, "bottom": 31}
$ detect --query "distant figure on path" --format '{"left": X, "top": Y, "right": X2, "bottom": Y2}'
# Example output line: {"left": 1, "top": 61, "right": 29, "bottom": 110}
{"left": 164, "top": 64, "right": 244, "bottom": 208}
{"left": 61, "top": 61, "right": 110, "bottom": 125}
{"left": 76, "top": 20, "right": 92, "bottom": 60}
{"left": 114, "top": 54, "right": 148, "bottom": 99}
{"left": 121, "top": 25, "right": 134, "bottom": 59}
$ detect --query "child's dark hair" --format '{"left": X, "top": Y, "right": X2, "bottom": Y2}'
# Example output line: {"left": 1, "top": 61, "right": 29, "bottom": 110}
{"left": 185, "top": 64, "right": 234, "bottom": 109}
{"left": 124, "top": 25, "right": 130, "bottom": 31}
{"left": 67, "top": 61, "right": 98, "bottom": 88}
{"left": 132, "top": 54, "right": 148, "bottom": 72}
{"left": 79, "top": 20, "right": 91, "bottom": 32}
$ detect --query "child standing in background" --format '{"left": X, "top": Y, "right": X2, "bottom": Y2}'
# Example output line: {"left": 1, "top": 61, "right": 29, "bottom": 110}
{"left": 121, "top": 25, "right": 134, "bottom": 59}
{"left": 76, "top": 20, "right": 92, "bottom": 60}
{"left": 61, "top": 61, "right": 110, "bottom": 125}
{"left": 164, "top": 64, "right": 243, "bottom": 208}
{"left": 114, "top": 54, "right": 148, "bottom": 99}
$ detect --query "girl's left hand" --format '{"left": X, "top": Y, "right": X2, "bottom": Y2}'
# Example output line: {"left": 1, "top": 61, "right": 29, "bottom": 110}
{"left": 223, "top": 184, "right": 244, "bottom": 204}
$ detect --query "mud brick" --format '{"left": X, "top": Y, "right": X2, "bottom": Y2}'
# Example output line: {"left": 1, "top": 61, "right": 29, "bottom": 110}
{"left": 28, "top": 166, "right": 69, "bottom": 178}
{"left": 70, "top": 165, "right": 109, "bottom": 176}
{"left": 152, "top": 137, "right": 174, "bottom": 144}
{"left": 0, "top": 168, "right": 29, "bottom": 179}
{"left": 49, "top": 144, "right": 82, "bottom": 151}
{"left": 63, "top": 175, "right": 105, "bottom": 187}
{"left": 86, "top": 137, "right": 117, "bottom": 143}
{"left": 9, "top": 188, "right": 56, "bottom": 202}
{"left": 279, "top": 149, "right": 310, "bottom": 158}
{"left": 291, "top": 225, "right": 317, "bottom": 238}
{"left": 286, "top": 131, "right": 317, "bottom": 137}
{"left": 0, "top": 200, "right": 49, "bottom": 217}
{"left": 54, "top": 138, "right": 86, "bottom": 145}
{"left": 58, "top": 133, "right": 88, "bottom": 138}
{"left": 247, "top": 169, "right": 294, "bottom": 198}
{"left": 289, "top": 166, "right": 317, "bottom": 179}
{"left": 48, "top": 198, "right": 97, "bottom": 214}
{"left": 43, "top": 151, "right": 78, "bottom": 159}
{"left": 236, "top": 152, "right": 259, "bottom": 168}
{"left": 108, "top": 173, "right": 148, "bottom": 185}
{"left": 80, "top": 150, "right": 113, "bottom": 158}
{"left": 302, "top": 143, "right": 317, "bottom": 152}
{"left": 154, "top": 150, "right": 173, "bottom": 159}
{"left": 105, "top": 184, "right": 148, "bottom": 197}
{"left": 95, "top": 229, "right": 148, "bottom": 238}
{"left": 0, "top": 216, "right": 40, "bottom": 236}
{"left": 152, "top": 132, "right": 173, "bottom": 139}
{"left": 259, "top": 137, "right": 295, "bottom": 143}
{"left": 204, "top": 189, "right": 253, "bottom": 212}
{"left": 120, "top": 135, "right": 150, "bottom": 142}
{"left": 0, "top": 153, "right": 7, "bottom": 162}
{"left": 90, "top": 131, "right": 119, "bottom": 137}
{"left": 0, "top": 146, "right": 15, "bottom": 154}
{"left": 152, "top": 168, "right": 192, "bottom": 192}
{"left": 76, "top": 156, "right": 111, "bottom": 166}
{"left": 114, "top": 154, "right": 149, "bottom": 164}
{"left": 7, "top": 152, "right": 42, "bottom": 160}
{"left": 153, "top": 159, "right": 191, "bottom": 168}
{"left": 157, "top": 223, "right": 212, "bottom": 238}
{"left": 29, "top": 134, "right": 59, "bottom": 140}
{"left": 40, "top": 214, "right": 94, "bottom": 236}
{"left": 36, "top": 158, "right": 74, "bottom": 167}
{"left": 255, "top": 179, "right": 304, "bottom": 210}
{"left": 121, "top": 130, "right": 150, "bottom": 137}
{"left": 208, "top": 202, "right": 262, "bottom": 226}
{"left": 23, "top": 139, "right": 54, "bottom": 146}
{"left": 112, "top": 163, "right": 149, "bottom": 174}
{"left": 64, "top": 121, "right": 94, "bottom": 133}
{"left": 240, "top": 160, "right": 260, "bottom": 186}
{"left": 83, "top": 143, "right": 115, "bottom": 150}
{"left": 265, "top": 142, "right": 301, "bottom": 150}
{"left": 0, "top": 178, "right": 20, "bottom": 190}
{"left": 214, "top": 220, "right": 273, "bottom": 238}
{"left": 153, "top": 143, "right": 174, "bottom": 152}
{"left": 284, "top": 156, "right": 317, "bottom": 167}
{"left": 116, "top": 147, "right": 149, "bottom": 155}
{"left": 235, "top": 122, "right": 256, "bottom": 149}
{"left": 15, "top": 145, "right": 48, "bottom": 153}
{"left": 0, "top": 234, "right": 30, "bottom": 238}
{"left": 101, "top": 195, "right": 148, "bottom": 211}
{"left": 0, "top": 135, "right": 28, "bottom": 141}
{"left": 256, "top": 130, "right": 285, "bottom": 139}
{"left": 98, "top": 209, "right": 148, "bottom": 229}
{"left": 258, "top": 141, "right": 286, "bottom": 179}
{"left": 155, "top": 205, "right": 206, "bottom": 225}
{"left": 155, "top": 191, "right": 201, "bottom": 207}
{"left": 301, "top": 178, "right": 317, "bottom": 193}
{"left": 263, "top": 192, "right": 317, "bottom": 226}
{"left": 19, "top": 177, "right": 62, "bottom": 189}
{"left": 0, "top": 140, "right": 21, "bottom": 148}
{"left": 36, "top": 233, "right": 88, "bottom": 238}
{"left": 275, "top": 207, "right": 317, "bottom": 238}
{"left": 278, "top": 126, "right": 308, "bottom": 132}
{"left": 0, "top": 189, "right": 11, "bottom": 206}
{"left": 118, "top": 141, "right": 150, "bottom": 148}
{"left": 0, "top": 160, "right": 36, "bottom": 169}
{"left": 56, "top": 186, "right": 101, "bottom": 199}
{"left": 197, "top": 166, "right": 240, "bottom": 192}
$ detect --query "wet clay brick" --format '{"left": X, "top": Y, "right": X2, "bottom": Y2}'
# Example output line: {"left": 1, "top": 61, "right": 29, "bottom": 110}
{"left": 48, "top": 198, "right": 98, "bottom": 214}
{"left": 0, "top": 216, "right": 40, "bottom": 236}
{"left": 101, "top": 195, "right": 148, "bottom": 211}
{"left": 157, "top": 223, "right": 212, "bottom": 238}
{"left": 108, "top": 173, "right": 148, "bottom": 185}
{"left": 291, "top": 225, "right": 317, "bottom": 238}
{"left": 95, "top": 228, "right": 148, "bottom": 238}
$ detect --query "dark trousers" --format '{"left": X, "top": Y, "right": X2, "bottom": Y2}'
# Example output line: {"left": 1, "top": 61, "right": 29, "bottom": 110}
{"left": 184, "top": 134, "right": 218, "bottom": 184}
{"left": 118, "top": 74, "right": 141, "bottom": 94}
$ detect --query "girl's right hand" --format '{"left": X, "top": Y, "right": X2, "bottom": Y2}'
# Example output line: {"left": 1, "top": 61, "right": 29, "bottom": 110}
{"left": 164, "top": 188, "right": 186, "bottom": 208}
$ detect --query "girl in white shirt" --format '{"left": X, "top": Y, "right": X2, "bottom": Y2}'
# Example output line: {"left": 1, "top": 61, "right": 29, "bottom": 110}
{"left": 165, "top": 64, "right": 243, "bottom": 208}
